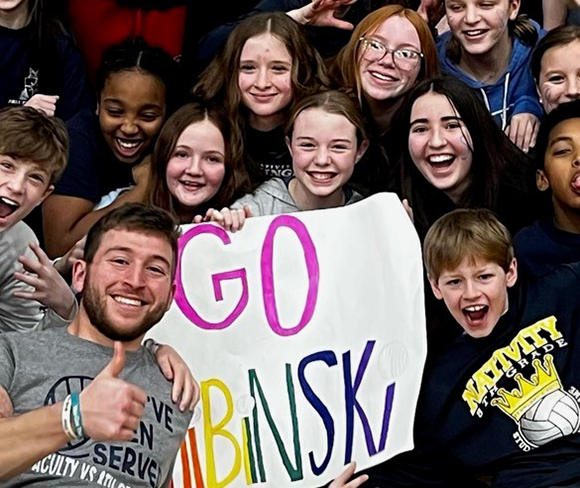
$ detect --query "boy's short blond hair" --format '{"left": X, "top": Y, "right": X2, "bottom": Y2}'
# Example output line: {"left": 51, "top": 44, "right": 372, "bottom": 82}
{"left": 0, "top": 107, "right": 68, "bottom": 184}
{"left": 424, "top": 209, "right": 514, "bottom": 281}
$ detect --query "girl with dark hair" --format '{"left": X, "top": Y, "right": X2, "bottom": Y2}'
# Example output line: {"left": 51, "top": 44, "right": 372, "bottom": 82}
{"left": 193, "top": 12, "right": 329, "bottom": 184}
{"left": 438, "top": 0, "right": 544, "bottom": 153}
{"left": 42, "top": 38, "right": 180, "bottom": 257}
{"left": 0, "top": 0, "right": 92, "bottom": 120}
{"left": 532, "top": 25, "right": 580, "bottom": 114}
{"left": 145, "top": 102, "right": 250, "bottom": 223}
{"left": 392, "top": 76, "right": 536, "bottom": 239}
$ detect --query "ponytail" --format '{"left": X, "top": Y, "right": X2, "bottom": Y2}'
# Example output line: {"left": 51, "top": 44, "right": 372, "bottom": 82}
{"left": 510, "top": 14, "right": 538, "bottom": 46}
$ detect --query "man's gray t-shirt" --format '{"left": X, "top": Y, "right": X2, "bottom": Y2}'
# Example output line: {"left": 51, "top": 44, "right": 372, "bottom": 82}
{"left": 0, "top": 327, "right": 192, "bottom": 487}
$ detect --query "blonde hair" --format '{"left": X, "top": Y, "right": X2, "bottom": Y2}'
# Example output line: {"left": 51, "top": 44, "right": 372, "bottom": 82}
{"left": 424, "top": 209, "right": 514, "bottom": 281}
{"left": 331, "top": 5, "right": 439, "bottom": 104}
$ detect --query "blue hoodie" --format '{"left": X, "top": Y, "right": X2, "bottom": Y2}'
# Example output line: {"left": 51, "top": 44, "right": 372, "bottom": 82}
{"left": 437, "top": 21, "right": 544, "bottom": 130}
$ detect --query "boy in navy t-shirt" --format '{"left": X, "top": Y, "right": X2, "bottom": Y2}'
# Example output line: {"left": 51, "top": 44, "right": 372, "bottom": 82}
{"left": 514, "top": 99, "right": 580, "bottom": 278}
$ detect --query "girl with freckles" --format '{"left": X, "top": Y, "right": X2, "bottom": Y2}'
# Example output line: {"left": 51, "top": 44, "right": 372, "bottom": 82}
{"left": 391, "top": 76, "right": 536, "bottom": 240}
{"left": 330, "top": 5, "right": 439, "bottom": 194}
{"left": 438, "top": 0, "right": 544, "bottom": 154}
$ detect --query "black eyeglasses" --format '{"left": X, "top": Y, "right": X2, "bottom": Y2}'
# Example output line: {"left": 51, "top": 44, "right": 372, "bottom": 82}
{"left": 359, "top": 37, "right": 423, "bottom": 69}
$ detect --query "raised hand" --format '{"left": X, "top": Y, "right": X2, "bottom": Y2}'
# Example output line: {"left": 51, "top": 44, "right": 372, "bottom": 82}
{"left": 80, "top": 342, "right": 147, "bottom": 441}
{"left": 24, "top": 94, "right": 59, "bottom": 117}
{"left": 14, "top": 242, "right": 76, "bottom": 319}
{"left": 287, "top": 0, "right": 358, "bottom": 30}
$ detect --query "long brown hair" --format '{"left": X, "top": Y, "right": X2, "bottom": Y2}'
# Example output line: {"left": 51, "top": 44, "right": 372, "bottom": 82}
{"left": 146, "top": 102, "right": 250, "bottom": 221}
{"left": 194, "top": 12, "right": 329, "bottom": 111}
{"left": 331, "top": 5, "right": 439, "bottom": 104}
{"left": 193, "top": 12, "right": 329, "bottom": 179}
{"left": 393, "top": 76, "right": 531, "bottom": 236}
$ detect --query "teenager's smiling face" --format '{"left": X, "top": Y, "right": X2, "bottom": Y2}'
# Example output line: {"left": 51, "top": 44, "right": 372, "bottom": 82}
{"left": 430, "top": 256, "right": 517, "bottom": 338}
{"left": 358, "top": 15, "right": 423, "bottom": 103}
{"left": 165, "top": 119, "right": 226, "bottom": 218}
{"left": 287, "top": 107, "right": 367, "bottom": 209}
{"left": 445, "top": 0, "right": 520, "bottom": 57}
{"left": 98, "top": 70, "right": 166, "bottom": 164}
{"left": 408, "top": 91, "right": 473, "bottom": 203}
{"left": 238, "top": 32, "right": 293, "bottom": 131}
{"left": 538, "top": 40, "right": 580, "bottom": 114}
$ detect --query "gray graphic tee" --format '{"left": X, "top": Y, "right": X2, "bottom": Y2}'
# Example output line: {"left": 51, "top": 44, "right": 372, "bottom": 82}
{"left": 0, "top": 327, "right": 192, "bottom": 487}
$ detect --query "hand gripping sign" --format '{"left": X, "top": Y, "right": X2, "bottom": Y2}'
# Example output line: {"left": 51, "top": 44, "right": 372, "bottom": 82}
{"left": 148, "top": 193, "right": 427, "bottom": 487}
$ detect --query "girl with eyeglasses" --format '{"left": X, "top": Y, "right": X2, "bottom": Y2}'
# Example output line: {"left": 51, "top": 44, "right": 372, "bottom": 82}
{"left": 330, "top": 5, "right": 439, "bottom": 194}
{"left": 438, "top": 0, "right": 544, "bottom": 154}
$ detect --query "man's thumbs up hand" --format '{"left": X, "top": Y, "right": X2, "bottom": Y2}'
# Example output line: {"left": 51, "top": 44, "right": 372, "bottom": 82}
{"left": 96, "top": 341, "right": 126, "bottom": 379}
{"left": 79, "top": 342, "right": 147, "bottom": 441}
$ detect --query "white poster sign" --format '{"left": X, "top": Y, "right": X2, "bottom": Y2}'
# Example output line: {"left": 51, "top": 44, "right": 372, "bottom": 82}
{"left": 149, "top": 193, "right": 427, "bottom": 487}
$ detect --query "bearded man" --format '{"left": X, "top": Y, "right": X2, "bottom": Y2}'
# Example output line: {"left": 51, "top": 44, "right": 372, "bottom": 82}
{"left": 0, "top": 203, "right": 194, "bottom": 487}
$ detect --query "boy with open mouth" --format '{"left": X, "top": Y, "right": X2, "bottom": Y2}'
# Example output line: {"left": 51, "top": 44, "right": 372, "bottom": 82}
{"left": 0, "top": 106, "right": 76, "bottom": 333}
{"left": 335, "top": 208, "right": 580, "bottom": 487}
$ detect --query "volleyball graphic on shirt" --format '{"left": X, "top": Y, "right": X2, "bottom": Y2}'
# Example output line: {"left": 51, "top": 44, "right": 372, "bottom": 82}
{"left": 491, "top": 354, "right": 580, "bottom": 448}
{"left": 519, "top": 389, "right": 580, "bottom": 446}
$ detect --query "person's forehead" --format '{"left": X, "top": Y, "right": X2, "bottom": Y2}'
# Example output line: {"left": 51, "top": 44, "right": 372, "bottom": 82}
{"left": 96, "top": 228, "right": 173, "bottom": 262}
{"left": 0, "top": 154, "right": 51, "bottom": 174}
{"left": 549, "top": 117, "right": 580, "bottom": 139}
{"left": 440, "top": 256, "right": 500, "bottom": 277}
{"left": 370, "top": 16, "right": 421, "bottom": 47}
{"left": 542, "top": 40, "right": 580, "bottom": 68}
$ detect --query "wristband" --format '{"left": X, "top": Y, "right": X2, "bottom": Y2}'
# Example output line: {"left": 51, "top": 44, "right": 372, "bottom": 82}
{"left": 70, "top": 392, "right": 85, "bottom": 440}
{"left": 61, "top": 394, "right": 77, "bottom": 441}
{"left": 143, "top": 338, "right": 161, "bottom": 355}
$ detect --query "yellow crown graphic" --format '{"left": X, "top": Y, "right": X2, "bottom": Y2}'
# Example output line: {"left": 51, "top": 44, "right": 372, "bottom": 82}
{"left": 491, "top": 354, "right": 562, "bottom": 421}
